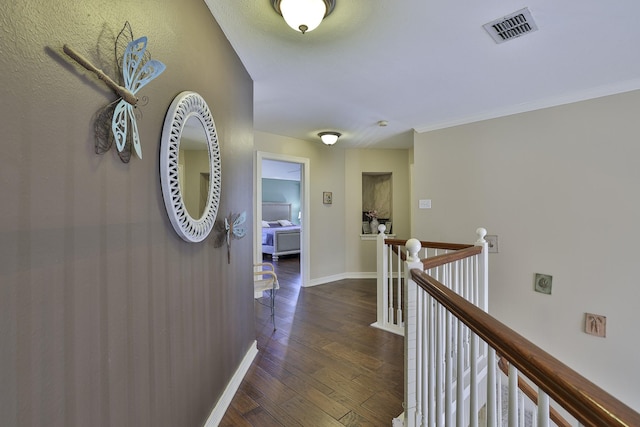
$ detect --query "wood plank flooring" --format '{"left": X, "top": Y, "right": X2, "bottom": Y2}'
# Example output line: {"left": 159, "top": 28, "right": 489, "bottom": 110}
{"left": 220, "top": 255, "right": 404, "bottom": 426}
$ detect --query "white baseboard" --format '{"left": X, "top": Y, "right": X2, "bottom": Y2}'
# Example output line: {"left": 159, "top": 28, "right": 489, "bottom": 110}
{"left": 392, "top": 412, "right": 405, "bottom": 427}
{"left": 345, "top": 271, "right": 377, "bottom": 279}
{"left": 371, "top": 321, "right": 404, "bottom": 336}
{"left": 306, "top": 272, "right": 348, "bottom": 287}
{"left": 203, "top": 340, "right": 258, "bottom": 426}
{"left": 305, "top": 272, "right": 376, "bottom": 287}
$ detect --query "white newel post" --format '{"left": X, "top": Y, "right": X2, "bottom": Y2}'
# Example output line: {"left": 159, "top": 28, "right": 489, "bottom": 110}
{"left": 376, "top": 224, "right": 388, "bottom": 329}
{"left": 396, "top": 228, "right": 489, "bottom": 427}
{"left": 475, "top": 227, "right": 495, "bottom": 426}
{"left": 475, "top": 227, "right": 488, "bottom": 312}
{"left": 401, "top": 238, "right": 422, "bottom": 427}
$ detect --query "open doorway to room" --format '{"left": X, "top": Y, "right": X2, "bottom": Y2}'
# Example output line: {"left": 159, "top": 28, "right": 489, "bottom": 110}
{"left": 255, "top": 152, "right": 310, "bottom": 288}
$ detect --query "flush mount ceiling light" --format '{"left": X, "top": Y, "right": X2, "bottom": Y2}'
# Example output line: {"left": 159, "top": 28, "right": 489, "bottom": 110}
{"left": 272, "top": 0, "right": 336, "bottom": 34}
{"left": 318, "top": 131, "right": 341, "bottom": 145}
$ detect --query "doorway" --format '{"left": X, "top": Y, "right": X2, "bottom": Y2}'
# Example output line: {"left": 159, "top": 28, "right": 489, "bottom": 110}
{"left": 255, "top": 151, "right": 310, "bottom": 287}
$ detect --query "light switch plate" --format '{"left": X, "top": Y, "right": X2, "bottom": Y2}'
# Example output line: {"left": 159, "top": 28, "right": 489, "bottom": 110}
{"left": 419, "top": 199, "right": 431, "bottom": 209}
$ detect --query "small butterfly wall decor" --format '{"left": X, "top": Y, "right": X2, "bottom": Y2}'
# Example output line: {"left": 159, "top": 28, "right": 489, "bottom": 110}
{"left": 63, "top": 22, "right": 165, "bottom": 162}
{"left": 214, "top": 211, "right": 247, "bottom": 264}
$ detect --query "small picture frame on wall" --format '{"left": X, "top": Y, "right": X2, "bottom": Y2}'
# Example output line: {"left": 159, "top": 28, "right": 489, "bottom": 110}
{"left": 323, "top": 191, "right": 333, "bottom": 204}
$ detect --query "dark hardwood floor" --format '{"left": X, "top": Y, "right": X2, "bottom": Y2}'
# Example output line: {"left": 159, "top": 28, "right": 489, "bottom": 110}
{"left": 220, "top": 255, "right": 404, "bottom": 426}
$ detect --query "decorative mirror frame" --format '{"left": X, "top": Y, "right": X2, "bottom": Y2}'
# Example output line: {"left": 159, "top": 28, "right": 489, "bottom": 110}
{"left": 160, "top": 91, "right": 221, "bottom": 242}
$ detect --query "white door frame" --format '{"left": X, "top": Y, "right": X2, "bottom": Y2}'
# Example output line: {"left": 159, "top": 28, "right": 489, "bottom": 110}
{"left": 255, "top": 151, "right": 310, "bottom": 287}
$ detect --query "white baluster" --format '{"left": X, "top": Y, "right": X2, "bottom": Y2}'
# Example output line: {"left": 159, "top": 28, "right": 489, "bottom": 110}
{"left": 487, "top": 349, "right": 497, "bottom": 427}
{"left": 397, "top": 244, "right": 403, "bottom": 327}
{"left": 420, "top": 291, "right": 433, "bottom": 426}
{"left": 537, "top": 390, "right": 550, "bottom": 427}
{"left": 404, "top": 238, "right": 422, "bottom": 427}
{"left": 428, "top": 298, "right": 436, "bottom": 427}
{"left": 469, "top": 332, "right": 478, "bottom": 427}
{"left": 464, "top": 258, "right": 471, "bottom": 369}
{"left": 445, "top": 309, "right": 453, "bottom": 426}
{"left": 519, "top": 390, "right": 525, "bottom": 426}
{"left": 416, "top": 288, "right": 423, "bottom": 425}
{"left": 475, "top": 227, "right": 488, "bottom": 312}
{"left": 509, "top": 364, "right": 519, "bottom": 427}
{"left": 456, "top": 317, "right": 465, "bottom": 427}
{"left": 498, "top": 367, "right": 503, "bottom": 427}
{"left": 386, "top": 248, "right": 395, "bottom": 324}
{"left": 436, "top": 304, "right": 444, "bottom": 426}
{"left": 470, "top": 255, "right": 477, "bottom": 307}
{"left": 376, "top": 231, "right": 388, "bottom": 330}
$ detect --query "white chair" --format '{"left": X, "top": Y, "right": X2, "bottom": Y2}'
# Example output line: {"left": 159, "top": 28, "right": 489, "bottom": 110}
{"left": 254, "top": 262, "right": 279, "bottom": 329}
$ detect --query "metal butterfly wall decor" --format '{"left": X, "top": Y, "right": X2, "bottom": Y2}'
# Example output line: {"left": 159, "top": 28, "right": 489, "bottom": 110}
{"left": 214, "top": 211, "right": 247, "bottom": 264}
{"left": 63, "top": 22, "right": 166, "bottom": 162}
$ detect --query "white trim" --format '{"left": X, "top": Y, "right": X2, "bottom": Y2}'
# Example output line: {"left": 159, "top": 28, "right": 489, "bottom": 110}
{"left": 256, "top": 151, "right": 311, "bottom": 287}
{"left": 414, "top": 78, "right": 640, "bottom": 133}
{"left": 305, "top": 271, "right": 403, "bottom": 286}
{"left": 306, "top": 271, "right": 377, "bottom": 287}
{"left": 371, "top": 321, "right": 404, "bottom": 336}
{"left": 306, "top": 273, "right": 348, "bottom": 287}
{"left": 345, "top": 272, "right": 377, "bottom": 279}
{"left": 360, "top": 233, "right": 395, "bottom": 240}
{"left": 203, "top": 341, "right": 258, "bottom": 427}
{"left": 392, "top": 412, "right": 405, "bottom": 427}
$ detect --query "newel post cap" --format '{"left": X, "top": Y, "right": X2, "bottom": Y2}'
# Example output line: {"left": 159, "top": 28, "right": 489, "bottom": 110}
{"left": 476, "top": 227, "right": 487, "bottom": 244}
{"left": 406, "top": 238, "right": 421, "bottom": 262}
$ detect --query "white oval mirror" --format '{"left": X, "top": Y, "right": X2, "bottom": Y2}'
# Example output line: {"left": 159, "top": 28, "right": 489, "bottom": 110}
{"left": 160, "top": 91, "right": 221, "bottom": 242}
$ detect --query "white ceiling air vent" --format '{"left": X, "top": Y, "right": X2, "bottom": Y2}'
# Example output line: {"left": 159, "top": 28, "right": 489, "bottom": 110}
{"left": 483, "top": 7, "right": 538, "bottom": 44}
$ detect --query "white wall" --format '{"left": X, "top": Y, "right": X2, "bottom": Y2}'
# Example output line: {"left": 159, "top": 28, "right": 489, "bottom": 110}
{"left": 345, "top": 149, "right": 411, "bottom": 274}
{"left": 254, "top": 131, "right": 346, "bottom": 280}
{"left": 254, "top": 133, "right": 413, "bottom": 281}
{"left": 412, "top": 89, "right": 640, "bottom": 411}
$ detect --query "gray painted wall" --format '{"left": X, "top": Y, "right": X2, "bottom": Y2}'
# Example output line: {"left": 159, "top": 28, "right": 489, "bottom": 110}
{"left": 0, "top": 1, "right": 254, "bottom": 425}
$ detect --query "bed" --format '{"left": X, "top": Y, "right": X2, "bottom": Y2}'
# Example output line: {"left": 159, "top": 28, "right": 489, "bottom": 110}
{"left": 261, "top": 202, "right": 301, "bottom": 261}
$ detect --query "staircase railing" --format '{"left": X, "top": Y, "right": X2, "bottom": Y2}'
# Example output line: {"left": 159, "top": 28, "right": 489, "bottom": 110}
{"left": 394, "top": 230, "right": 640, "bottom": 427}
{"left": 394, "top": 229, "right": 488, "bottom": 427}
{"left": 372, "top": 227, "right": 476, "bottom": 336}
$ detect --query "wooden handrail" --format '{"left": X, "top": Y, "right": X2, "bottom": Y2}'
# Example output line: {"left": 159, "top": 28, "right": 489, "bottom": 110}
{"left": 421, "top": 246, "right": 482, "bottom": 271}
{"left": 497, "top": 357, "right": 572, "bottom": 427}
{"left": 411, "top": 269, "right": 640, "bottom": 427}
{"left": 384, "top": 238, "right": 474, "bottom": 251}
{"left": 384, "top": 238, "right": 477, "bottom": 263}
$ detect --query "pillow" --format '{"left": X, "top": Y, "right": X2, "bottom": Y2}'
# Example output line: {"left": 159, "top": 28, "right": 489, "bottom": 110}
{"left": 261, "top": 220, "right": 270, "bottom": 228}
{"left": 277, "top": 219, "right": 293, "bottom": 226}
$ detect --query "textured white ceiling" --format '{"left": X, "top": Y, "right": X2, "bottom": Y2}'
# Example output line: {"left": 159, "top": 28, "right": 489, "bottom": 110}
{"left": 205, "top": 0, "right": 640, "bottom": 148}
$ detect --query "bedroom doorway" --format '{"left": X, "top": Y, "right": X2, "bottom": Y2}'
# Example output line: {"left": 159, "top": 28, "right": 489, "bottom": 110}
{"left": 255, "top": 152, "right": 310, "bottom": 287}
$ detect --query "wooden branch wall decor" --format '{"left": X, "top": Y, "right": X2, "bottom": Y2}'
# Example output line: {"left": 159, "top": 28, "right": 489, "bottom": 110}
{"left": 63, "top": 22, "right": 165, "bottom": 162}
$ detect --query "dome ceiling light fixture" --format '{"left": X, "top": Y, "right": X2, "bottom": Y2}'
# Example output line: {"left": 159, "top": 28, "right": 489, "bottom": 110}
{"left": 272, "top": 0, "right": 336, "bottom": 34}
{"left": 318, "top": 131, "right": 341, "bottom": 145}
